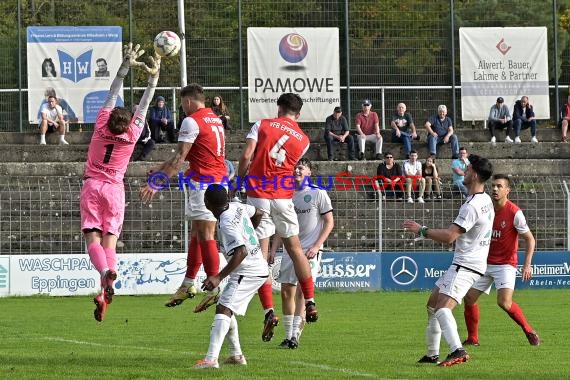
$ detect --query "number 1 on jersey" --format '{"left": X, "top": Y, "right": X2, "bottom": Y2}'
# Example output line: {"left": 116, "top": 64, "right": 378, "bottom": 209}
{"left": 103, "top": 144, "right": 114, "bottom": 164}
{"left": 269, "top": 135, "right": 290, "bottom": 166}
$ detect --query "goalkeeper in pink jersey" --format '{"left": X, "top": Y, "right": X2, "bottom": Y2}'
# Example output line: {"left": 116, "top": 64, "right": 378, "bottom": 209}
{"left": 80, "top": 43, "right": 160, "bottom": 322}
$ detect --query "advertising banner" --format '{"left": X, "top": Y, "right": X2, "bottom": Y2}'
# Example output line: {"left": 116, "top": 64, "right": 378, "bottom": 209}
{"left": 270, "top": 251, "right": 382, "bottom": 291}
{"left": 380, "top": 252, "right": 570, "bottom": 291}
{"left": 27, "top": 26, "right": 123, "bottom": 124}
{"left": 459, "top": 27, "right": 549, "bottom": 120}
{"left": 247, "top": 27, "right": 340, "bottom": 122}
{"left": 2, "top": 251, "right": 568, "bottom": 296}
{"left": 3, "top": 253, "right": 226, "bottom": 297}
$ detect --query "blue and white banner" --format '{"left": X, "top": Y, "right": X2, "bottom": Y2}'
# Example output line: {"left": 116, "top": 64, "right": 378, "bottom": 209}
{"left": 380, "top": 251, "right": 570, "bottom": 291}
{"left": 1, "top": 251, "right": 568, "bottom": 296}
{"left": 270, "top": 251, "right": 382, "bottom": 292}
{"left": 460, "top": 27, "right": 549, "bottom": 121}
{"left": 27, "top": 26, "right": 123, "bottom": 124}
{"left": 247, "top": 27, "right": 340, "bottom": 122}
{"left": 1, "top": 253, "right": 226, "bottom": 297}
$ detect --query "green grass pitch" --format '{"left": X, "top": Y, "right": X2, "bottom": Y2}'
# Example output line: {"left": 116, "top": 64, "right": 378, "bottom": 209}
{"left": 0, "top": 290, "right": 567, "bottom": 379}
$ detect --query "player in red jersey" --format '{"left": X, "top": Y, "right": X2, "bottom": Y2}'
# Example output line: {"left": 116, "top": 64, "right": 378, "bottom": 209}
{"left": 140, "top": 84, "right": 226, "bottom": 313}
{"left": 80, "top": 43, "right": 160, "bottom": 322}
{"left": 462, "top": 174, "right": 540, "bottom": 346}
{"left": 237, "top": 93, "right": 318, "bottom": 342}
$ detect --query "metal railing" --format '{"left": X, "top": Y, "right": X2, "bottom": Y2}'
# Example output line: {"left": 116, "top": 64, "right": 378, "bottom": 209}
{"left": 0, "top": 176, "right": 567, "bottom": 255}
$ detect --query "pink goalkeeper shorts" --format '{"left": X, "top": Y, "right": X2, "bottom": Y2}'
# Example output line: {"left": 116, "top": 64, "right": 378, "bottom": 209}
{"left": 80, "top": 179, "right": 125, "bottom": 236}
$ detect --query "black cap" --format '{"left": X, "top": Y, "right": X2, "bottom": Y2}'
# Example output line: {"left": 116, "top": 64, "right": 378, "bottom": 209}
{"left": 334, "top": 106, "right": 342, "bottom": 113}
{"left": 496, "top": 97, "right": 504, "bottom": 103}
{"left": 362, "top": 99, "right": 371, "bottom": 106}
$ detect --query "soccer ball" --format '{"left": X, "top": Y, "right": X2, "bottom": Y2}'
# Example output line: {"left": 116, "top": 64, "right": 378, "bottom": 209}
{"left": 153, "top": 31, "right": 181, "bottom": 58}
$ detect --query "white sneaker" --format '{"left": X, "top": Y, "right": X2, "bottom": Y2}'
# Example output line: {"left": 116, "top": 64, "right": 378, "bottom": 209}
{"left": 505, "top": 136, "right": 514, "bottom": 143}
{"left": 59, "top": 139, "right": 69, "bottom": 145}
{"left": 514, "top": 136, "right": 522, "bottom": 144}
{"left": 531, "top": 136, "right": 538, "bottom": 144}
{"left": 382, "top": 195, "right": 386, "bottom": 201}
{"left": 407, "top": 197, "right": 413, "bottom": 203}
{"left": 39, "top": 141, "right": 46, "bottom": 145}
{"left": 417, "top": 197, "right": 425, "bottom": 204}
{"left": 490, "top": 136, "right": 496, "bottom": 145}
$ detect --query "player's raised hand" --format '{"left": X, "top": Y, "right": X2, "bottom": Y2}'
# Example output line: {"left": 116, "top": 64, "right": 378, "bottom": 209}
{"left": 142, "top": 52, "right": 161, "bottom": 77}
{"left": 122, "top": 42, "right": 146, "bottom": 68}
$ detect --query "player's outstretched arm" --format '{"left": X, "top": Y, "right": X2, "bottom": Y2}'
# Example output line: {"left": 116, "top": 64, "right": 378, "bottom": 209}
{"left": 133, "top": 52, "right": 162, "bottom": 121}
{"left": 102, "top": 43, "right": 148, "bottom": 109}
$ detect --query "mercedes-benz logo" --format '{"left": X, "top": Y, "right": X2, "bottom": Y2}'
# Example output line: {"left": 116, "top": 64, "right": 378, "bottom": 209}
{"left": 390, "top": 256, "right": 418, "bottom": 285}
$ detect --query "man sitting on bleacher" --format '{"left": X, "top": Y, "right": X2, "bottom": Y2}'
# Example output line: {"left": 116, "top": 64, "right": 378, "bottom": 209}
{"left": 38, "top": 95, "right": 69, "bottom": 145}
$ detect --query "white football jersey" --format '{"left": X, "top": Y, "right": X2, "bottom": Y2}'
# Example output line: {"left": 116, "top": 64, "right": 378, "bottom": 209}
{"left": 285, "top": 185, "right": 333, "bottom": 252}
{"left": 217, "top": 202, "right": 269, "bottom": 277}
{"left": 452, "top": 192, "right": 495, "bottom": 274}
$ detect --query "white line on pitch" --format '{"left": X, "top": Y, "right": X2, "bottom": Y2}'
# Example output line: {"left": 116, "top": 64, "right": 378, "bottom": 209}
{"left": 290, "top": 360, "right": 394, "bottom": 379}
{"left": 42, "top": 336, "right": 199, "bottom": 356}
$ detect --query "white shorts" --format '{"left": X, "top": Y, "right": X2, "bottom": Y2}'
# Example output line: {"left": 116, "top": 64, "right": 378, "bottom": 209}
{"left": 247, "top": 197, "right": 299, "bottom": 239}
{"left": 218, "top": 273, "right": 267, "bottom": 316}
{"left": 471, "top": 264, "right": 517, "bottom": 294}
{"left": 435, "top": 264, "right": 482, "bottom": 304}
{"left": 277, "top": 250, "right": 322, "bottom": 285}
{"left": 184, "top": 179, "right": 217, "bottom": 222}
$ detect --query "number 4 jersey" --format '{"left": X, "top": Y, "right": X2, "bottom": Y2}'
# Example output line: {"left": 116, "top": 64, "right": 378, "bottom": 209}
{"left": 245, "top": 117, "right": 310, "bottom": 199}
{"left": 83, "top": 107, "right": 147, "bottom": 183}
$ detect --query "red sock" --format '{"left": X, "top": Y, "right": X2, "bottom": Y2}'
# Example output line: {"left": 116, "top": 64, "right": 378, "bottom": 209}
{"left": 464, "top": 304, "right": 480, "bottom": 342}
{"left": 87, "top": 242, "right": 106, "bottom": 273}
{"left": 185, "top": 236, "right": 202, "bottom": 278}
{"left": 298, "top": 276, "right": 314, "bottom": 300}
{"left": 257, "top": 282, "right": 274, "bottom": 310}
{"left": 103, "top": 247, "right": 117, "bottom": 271}
{"left": 507, "top": 302, "right": 533, "bottom": 333}
{"left": 200, "top": 240, "right": 220, "bottom": 277}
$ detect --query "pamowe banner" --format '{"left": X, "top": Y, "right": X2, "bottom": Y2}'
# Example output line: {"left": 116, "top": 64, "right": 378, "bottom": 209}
{"left": 247, "top": 27, "right": 340, "bottom": 122}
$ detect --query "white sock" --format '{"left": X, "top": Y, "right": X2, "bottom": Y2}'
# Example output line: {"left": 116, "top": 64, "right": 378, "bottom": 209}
{"left": 205, "top": 314, "right": 230, "bottom": 361}
{"left": 292, "top": 315, "right": 303, "bottom": 340}
{"left": 182, "top": 278, "right": 194, "bottom": 287}
{"left": 426, "top": 306, "right": 441, "bottom": 357}
{"left": 226, "top": 315, "right": 242, "bottom": 357}
{"left": 59, "top": 135, "right": 66, "bottom": 142}
{"left": 435, "top": 308, "right": 462, "bottom": 352}
{"left": 40, "top": 134, "right": 46, "bottom": 144}
{"left": 282, "top": 315, "right": 294, "bottom": 340}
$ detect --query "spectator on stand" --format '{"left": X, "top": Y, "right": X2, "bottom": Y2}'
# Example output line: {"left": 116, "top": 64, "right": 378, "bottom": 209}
{"left": 423, "top": 155, "right": 442, "bottom": 200}
{"left": 211, "top": 94, "right": 231, "bottom": 131}
{"left": 390, "top": 102, "right": 417, "bottom": 158}
{"left": 132, "top": 104, "right": 155, "bottom": 161}
{"left": 324, "top": 106, "right": 355, "bottom": 161}
{"left": 488, "top": 97, "right": 513, "bottom": 145}
{"left": 149, "top": 96, "right": 175, "bottom": 143}
{"left": 512, "top": 96, "right": 538, "bottom": 144}
{"left": 403, "top": 150, "right": 426, "bottom": 204}
{"left": 452, "top": 147, "right": 470, "bottom": 198}
{"left": 375, "top": 152, "right": 404, "bottom": 200}
{"left": 425, "top": 105, "right": 459, "bottom": 159}
{"left": 355, "top": 99, "right": 383, "bottom": 160}
{"left": 38, "top": 95, "right": 69, "bottom": 145}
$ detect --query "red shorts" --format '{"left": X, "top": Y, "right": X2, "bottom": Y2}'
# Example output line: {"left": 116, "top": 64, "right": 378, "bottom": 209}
{"left": 80, "top": 179, "right": 125, "bottom": 236}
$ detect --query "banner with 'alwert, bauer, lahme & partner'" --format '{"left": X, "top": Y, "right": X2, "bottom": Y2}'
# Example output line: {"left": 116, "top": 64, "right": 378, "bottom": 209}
{"left": 460, "top": 27, "right": 549, "bottom": 121}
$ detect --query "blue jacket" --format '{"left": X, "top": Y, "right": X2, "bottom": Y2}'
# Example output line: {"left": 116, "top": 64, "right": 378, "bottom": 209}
{"left": 149, "top": 105, "right": 173, "bottom": 128}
